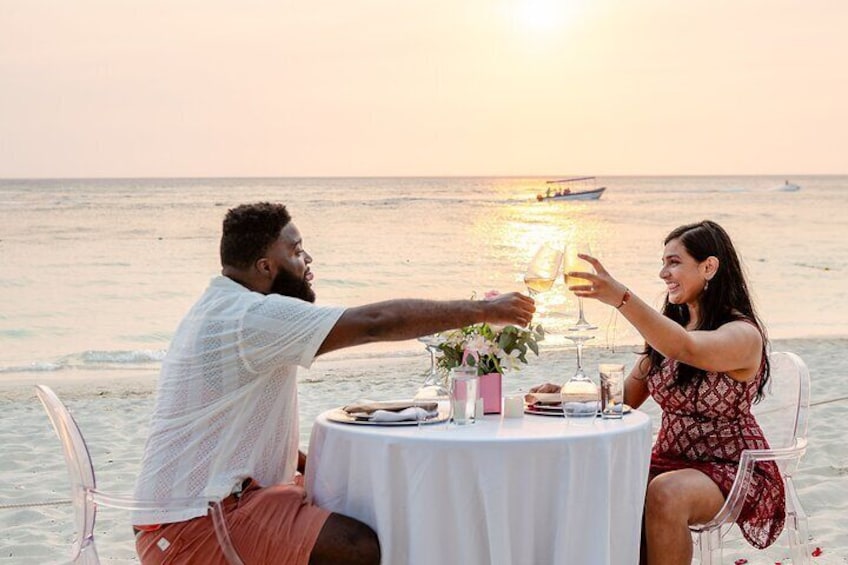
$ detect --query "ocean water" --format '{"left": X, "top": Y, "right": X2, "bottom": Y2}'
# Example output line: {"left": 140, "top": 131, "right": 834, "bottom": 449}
{"left": 0, "top": 175, "right": 846, "bottom": 379}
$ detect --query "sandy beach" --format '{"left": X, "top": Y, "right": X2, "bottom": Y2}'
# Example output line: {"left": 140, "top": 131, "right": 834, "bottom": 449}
{"left": 0, "top": 337, "right": 845, "bottom": 564}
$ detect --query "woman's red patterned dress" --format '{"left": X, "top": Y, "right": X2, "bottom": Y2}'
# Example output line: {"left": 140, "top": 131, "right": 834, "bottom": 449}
{"left": 646, "top": 358, "right": 785, "bottom": 548}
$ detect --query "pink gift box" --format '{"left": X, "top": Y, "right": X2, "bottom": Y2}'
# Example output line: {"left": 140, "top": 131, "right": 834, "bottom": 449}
{"left": 479, "top": 372, "right": 502, "bottom": 414}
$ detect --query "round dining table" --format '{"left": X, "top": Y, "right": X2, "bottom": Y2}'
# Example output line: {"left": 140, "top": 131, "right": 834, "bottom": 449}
{"left": 306, "top": 409, "right": 652, "bottom": 565}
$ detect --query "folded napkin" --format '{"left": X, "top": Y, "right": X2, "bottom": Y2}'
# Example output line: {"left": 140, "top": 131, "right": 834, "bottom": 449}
{"left": 370, "top": 406, "right": 438, "bottom": 422}
{"left": 524, "top": 392, "right": 562, "bottom": 406}
{"left": 343, "top": 400, "right": 438, "bottom": 417}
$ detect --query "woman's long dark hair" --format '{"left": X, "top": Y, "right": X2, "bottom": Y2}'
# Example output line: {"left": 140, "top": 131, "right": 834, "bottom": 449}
{"left": 644, "top": 220, "right": 770, "bottom": 401}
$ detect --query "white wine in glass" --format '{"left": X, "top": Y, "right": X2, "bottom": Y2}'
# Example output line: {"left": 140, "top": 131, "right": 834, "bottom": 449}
{"left": 564, "top": 241, "right": 597, "bottom": 331}
{"left": 524, "top": 276, "right": 556, "bottom": 295}
{"left": 523, "top": 242, "right": 563, "bottom": 298}
{"left": 563, "top": 271, "right": 592, "bottom": 288}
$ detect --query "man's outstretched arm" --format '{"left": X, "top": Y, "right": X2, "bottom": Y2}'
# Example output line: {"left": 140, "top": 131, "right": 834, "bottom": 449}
{"left": 316, "top": 292, "right": 534, "bottom": 356}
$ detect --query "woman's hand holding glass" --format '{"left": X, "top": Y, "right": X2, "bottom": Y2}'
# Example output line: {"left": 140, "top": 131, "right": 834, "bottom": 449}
{"left": 565, "top": 253, "right": 630, "bottom": 310}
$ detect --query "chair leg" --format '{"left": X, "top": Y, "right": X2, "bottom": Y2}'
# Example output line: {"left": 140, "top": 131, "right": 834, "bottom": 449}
{"left": 75, "top": 540, "right": 101, "bottom": 565}
{"left": 696, "top": 530, "right": 722, "bottom": 565}
{"left": 785, "top": 479, "right": 811, "bottom": 565}
{"left": 209, "top": 502, "right": 244, "bottom": 565}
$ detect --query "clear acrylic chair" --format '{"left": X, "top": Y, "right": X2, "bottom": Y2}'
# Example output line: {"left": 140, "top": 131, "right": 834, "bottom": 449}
{"left": 35, "top": 384, "right": 244, "bottom": 565}
{"left": 689, "top": 351, "right": 811, "bottom": 564}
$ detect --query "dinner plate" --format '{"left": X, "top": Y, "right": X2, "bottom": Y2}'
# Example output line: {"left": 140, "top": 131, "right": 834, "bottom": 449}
{"left": 326, "top": 407, "right": 450, "bottom": 426}
{"left": 523, "top": 403, "right": 632, "bottom": 417}
{"left": 524, "top": 404, "right": 564, "bottom": 417}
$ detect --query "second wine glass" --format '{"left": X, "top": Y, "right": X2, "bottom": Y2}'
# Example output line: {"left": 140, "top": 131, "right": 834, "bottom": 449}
{"left": 561, "top": 334, "right": 599, "bottom": 418}
{"left": 414, "top": 334, "right": 449, "bottom": 401}
{"left": 563, "top": 241, "right": 597, "bottom": 331}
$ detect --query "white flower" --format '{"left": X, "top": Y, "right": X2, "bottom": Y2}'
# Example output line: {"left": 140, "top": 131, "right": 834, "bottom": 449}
{"left": 499, "top": 349, "right": 523, "bottom": 371}
{"left": 465, "top": 334, "right": 491, "bottom": 357}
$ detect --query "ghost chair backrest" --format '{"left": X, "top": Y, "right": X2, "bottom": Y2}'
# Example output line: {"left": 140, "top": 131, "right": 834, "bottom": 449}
{"left": 689, "top": 351, "right": 811, "bottom": 564}
{"left": 35, "top": 385, "right": 244, "bottom": 565}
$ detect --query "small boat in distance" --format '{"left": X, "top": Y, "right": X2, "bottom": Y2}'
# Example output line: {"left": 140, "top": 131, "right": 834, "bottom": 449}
{"left": 772, "top": 180, "right": 801, "bottom": 192}
{"left": 536, "top": 176, "right": 606, "bottom": 201}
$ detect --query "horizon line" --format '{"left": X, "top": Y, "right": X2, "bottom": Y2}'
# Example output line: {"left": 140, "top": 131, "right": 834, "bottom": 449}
{"left": 1, "top": 173, "right": 844, "bottom": 182}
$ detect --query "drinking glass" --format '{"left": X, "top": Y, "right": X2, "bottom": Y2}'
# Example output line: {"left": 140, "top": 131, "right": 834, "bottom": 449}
{"left": 450, "top": 366, "right": 479, "bottom": 425}
{"left": 599, "top": 363, "right": 625, "bottom": 419}
{"left": 563, "top": 241, "right": 598, "bottom": 331}
{"left": 561, "top": 334, "right": 599, "bottom": 418}
{"left": 414, "top": 334, "right": 449, "bottom": 401}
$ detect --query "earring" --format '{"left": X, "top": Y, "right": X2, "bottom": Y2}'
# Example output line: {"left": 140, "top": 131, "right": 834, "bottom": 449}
{"left": 704, "top": 280, "right": 710, "bottom": 291}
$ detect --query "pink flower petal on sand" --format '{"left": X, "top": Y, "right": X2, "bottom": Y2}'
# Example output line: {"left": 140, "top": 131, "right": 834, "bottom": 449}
{"left": 484, "top": 290, "right": 500, "bottom": 300}
{"left": 812, "top": 547, "right": 823, "bottom": 557}
{"left": 734, "top": 559, "right": 748, "bottom": 565}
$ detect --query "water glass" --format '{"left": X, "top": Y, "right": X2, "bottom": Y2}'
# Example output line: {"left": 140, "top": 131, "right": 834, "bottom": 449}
{"left": 599, "top": 363, "right": 625, "bottom": 419}
{"left": 450, "top": 366, "right": 479, "bottom": 426}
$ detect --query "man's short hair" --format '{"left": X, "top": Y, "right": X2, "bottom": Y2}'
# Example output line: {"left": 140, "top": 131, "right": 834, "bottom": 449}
{"left": 220, "top": 202, "right": 291, "bottom": 269}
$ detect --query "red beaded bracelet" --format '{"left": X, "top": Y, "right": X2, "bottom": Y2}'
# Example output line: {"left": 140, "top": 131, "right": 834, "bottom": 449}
{"left": 616, "top": 288, "right": 631, "bottom": 309}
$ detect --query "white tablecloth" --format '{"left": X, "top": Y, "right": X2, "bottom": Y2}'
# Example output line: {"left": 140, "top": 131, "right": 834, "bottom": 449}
{"left": 306, "top": 410, "right": 652, "bottom": 565}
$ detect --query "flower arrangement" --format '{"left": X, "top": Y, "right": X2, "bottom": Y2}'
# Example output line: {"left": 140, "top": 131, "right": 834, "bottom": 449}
{"left": 436, "top": 322, "right": 544, "bottom": 375}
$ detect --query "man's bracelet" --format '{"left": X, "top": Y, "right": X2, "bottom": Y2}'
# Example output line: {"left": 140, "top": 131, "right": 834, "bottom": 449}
{"left": 616, "top": 288, "right": 631, "bottom": 309}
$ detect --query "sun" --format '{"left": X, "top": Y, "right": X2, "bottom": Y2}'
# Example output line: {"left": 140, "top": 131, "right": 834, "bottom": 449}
{"left": 513, "top": 0, "right": 569, "bottom": 33}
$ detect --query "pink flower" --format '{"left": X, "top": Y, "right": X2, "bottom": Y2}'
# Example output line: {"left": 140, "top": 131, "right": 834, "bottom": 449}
{"left": 461, "top": 348, "right": 479, "bottom": 366}
{"left": 483, "top": 290, "right": 500, "bottom": 300}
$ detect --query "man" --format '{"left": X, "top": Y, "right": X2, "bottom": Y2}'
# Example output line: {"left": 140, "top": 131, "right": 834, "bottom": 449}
{"left": 133, "top": 202, "right": 535, "bottom": 564}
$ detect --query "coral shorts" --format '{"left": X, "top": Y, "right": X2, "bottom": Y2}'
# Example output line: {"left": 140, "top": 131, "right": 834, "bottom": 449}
{"left": 135, "top": 478, "right": 330, "bottom": 565}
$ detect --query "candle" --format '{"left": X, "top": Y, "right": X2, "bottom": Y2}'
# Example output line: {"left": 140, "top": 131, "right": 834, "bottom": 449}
{"left": 475, "top": 397, "right": 485, "bottom": 420}
{"left": 503, "top": 395, "right": 524, "bottom": 419}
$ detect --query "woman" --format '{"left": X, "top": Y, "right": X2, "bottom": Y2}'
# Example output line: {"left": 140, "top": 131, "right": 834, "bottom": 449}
{"left": 540, "top": 221, "right": 785, "bottom": 564}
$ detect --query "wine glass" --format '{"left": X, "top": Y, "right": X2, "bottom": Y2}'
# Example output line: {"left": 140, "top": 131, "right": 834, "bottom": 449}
{"left": 524, "top": 242, "right": 563, "bottom": 327}
{"left": 563, "top": 241, "right": 597, "bottom": 331}
{"left": 414, "top": 334, "right": 449, "bottom": 401}
{"left": 523, "top": 242, "right": 563, "bottom": 298}
{"left": 561, "top": 334, "right": 600, "bottom": 418}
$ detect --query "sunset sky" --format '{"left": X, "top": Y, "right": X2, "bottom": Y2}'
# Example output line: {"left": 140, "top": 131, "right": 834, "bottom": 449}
{"left": 1, "top": 0, "right": 846, "bottom": 178}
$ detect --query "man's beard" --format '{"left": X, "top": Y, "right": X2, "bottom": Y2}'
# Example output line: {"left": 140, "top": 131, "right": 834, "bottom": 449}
{"left": 269, "top": 268, "right": 315, "bottom": 303}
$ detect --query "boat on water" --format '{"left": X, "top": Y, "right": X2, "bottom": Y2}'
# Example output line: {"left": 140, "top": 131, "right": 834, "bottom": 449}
{"left": 773, "top": 180, "right": 801, "bottom": 192}
{"left": 536, "top": 176, "right": 606, "bottom": 201}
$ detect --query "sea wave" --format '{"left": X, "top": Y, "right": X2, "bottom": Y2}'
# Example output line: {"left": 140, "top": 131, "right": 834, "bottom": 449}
{"left": 0, "top": 349, "right": 167, "bottom": 374}
{"left": 627, "top": 187, "right": 752, "bottom": 194}
{"left": 0, "top": 346, "right": 423, "bottom": 375}
{"left": 0, "top": 362, "right": 64, "bottom": 373}
{"left": 80, "top": 349, "right": 167, "bottom": 364}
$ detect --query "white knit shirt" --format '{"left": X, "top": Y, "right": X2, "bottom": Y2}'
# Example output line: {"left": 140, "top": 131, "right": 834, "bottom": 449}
{"left": 132, "top": 276, "right": 345, "bottom": 525}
